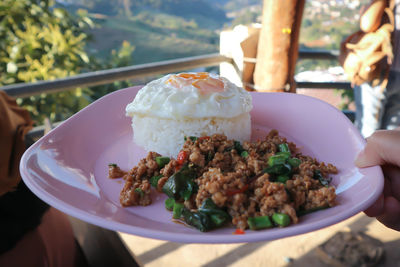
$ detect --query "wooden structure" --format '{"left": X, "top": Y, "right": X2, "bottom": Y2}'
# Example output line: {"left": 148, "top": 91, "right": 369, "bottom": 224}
{"left": 254, "top": 0, "right": 306, "bottom": 92}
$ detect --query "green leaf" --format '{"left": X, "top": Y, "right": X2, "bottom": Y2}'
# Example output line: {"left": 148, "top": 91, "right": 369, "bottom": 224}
{"left": 162, "top": 164, "right": 197, "bottom": 200}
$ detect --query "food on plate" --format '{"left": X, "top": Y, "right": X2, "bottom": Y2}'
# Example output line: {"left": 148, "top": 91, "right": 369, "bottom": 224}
{"left": 111, "top": 130, "right": 337, "bottom": 232}
{"left": 125, "top": 72, "right": 252, "bottom": 157}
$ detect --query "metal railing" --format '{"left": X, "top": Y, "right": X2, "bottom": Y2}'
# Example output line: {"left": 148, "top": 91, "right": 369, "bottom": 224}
{"left": 0, "top": 50, "right": 354, "bottom": 139}
{"left": 2, "top": 54, "right": 233, "bottom": 98}
{"left": 1, "top": 50, "right": 350, "bottom": 98}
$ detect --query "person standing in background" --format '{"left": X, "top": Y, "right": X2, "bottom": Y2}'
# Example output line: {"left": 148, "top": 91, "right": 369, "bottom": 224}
{"left": 350, "top": 0, "right": 400, "bottom": 137}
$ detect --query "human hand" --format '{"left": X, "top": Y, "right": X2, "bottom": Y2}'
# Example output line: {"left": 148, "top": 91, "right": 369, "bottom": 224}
{"left": 355, "top": 127, "right": 400, "bottom": 231}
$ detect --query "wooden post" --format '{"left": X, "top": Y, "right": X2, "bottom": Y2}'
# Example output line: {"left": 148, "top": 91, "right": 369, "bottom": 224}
{"left": 253, "top": 0, "right": 305, "bottom": 92}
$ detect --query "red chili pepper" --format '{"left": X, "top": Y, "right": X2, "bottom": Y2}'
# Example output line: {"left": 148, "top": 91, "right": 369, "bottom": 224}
{"left": 177, "top": 150, "right": 188, "bottom": 165}
{"left": 175, "top": 165, "right": 182, "bottom": 171}
{"left": 234, "top": 229, "right": 245, "bottom": 235}
{"left": 226, "top": 184, "right": 249, "bottom": 196}
{"left": 198, "top": 136, "right": 210, "bottom": 141}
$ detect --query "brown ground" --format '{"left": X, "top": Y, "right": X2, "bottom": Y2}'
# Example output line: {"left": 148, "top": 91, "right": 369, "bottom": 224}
{"left": 119, "top": 213, "right": 400, "bottom": 267}
{"left": 297, "top": 88, "right": 355, "bottom": 111}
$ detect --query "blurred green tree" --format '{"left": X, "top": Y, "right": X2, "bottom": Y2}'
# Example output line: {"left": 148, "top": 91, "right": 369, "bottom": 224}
{"left": 0, "top": 0, "right": 134, "bottom": 124}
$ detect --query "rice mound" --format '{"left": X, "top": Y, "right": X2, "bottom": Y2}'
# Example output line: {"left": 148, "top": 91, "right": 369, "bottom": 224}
{"left": 126, "top": 72, "right": 253, "bottom": 157}
{"left": 131, "top": 113, "right": 251, "bottom": 157}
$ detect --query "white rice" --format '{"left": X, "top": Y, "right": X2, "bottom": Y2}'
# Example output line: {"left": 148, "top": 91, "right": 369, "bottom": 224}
{"left": 131, "top": 113, "right": 251, "bottom": 158}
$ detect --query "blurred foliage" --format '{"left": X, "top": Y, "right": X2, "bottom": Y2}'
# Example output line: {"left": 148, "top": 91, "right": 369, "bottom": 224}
{"left": 79, "top": 0, "right": 227, "bottom": 29}
{"left": 86, "top": 40, "right": 135, "bottom": 101}
{"left": 230, "top": 9, "right": 260, "bottom": 26}
{"left": 0, "top": 0, "right": 134, "bottom": 124}
{"left": 134, "top": 10, "right": 199, "bottom": 30}
{"left": 0, "top": 0, "right": 91, "bottom": 85}
{"left": 336, "top": 89, "right": 354, "bottom": 110}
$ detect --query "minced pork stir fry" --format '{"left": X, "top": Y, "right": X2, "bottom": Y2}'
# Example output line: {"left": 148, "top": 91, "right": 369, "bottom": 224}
{"left": 109, "top": 130, "right": 337, "bottom": 232}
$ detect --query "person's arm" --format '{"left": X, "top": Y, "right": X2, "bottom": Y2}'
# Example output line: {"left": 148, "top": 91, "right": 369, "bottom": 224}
{"left": 355, "top": 127, "right": 400, "bottom": 231}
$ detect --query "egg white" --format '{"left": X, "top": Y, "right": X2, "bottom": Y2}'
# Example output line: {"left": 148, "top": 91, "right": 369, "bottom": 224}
{"left": 126, "top": 73, "right": 253, "bottom": 119}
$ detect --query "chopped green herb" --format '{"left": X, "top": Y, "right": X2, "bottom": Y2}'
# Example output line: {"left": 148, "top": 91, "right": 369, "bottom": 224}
{"left": 189, "top": 136, "right": 198, "bottom": 141}
{"left": 199, "top": 198, "right": 230, "bottom": 227}
{"left": 180, "top": 180, "right": 196, "bottom": 201}
{"left": 155, "top": 156, "right": 170, "bottom": 168}
{"left": 234, "top": 140, "right": 245, "bottom": 154}
{"left": 165, "top": 198, "right": 175, "bottom": 211}
{"left": 313, "top": 170, "right": 332, "bottom": 187}
{"left": 108, "top": 163, "right": 117, "bottom": 167}
{"left": 185, "top": 136, "right": 198, "bottom": 142}
{"left": 276, "top": 174, "right": 289, "bottom": 184}
{"left": 134, "top": 188, "right": 144, "bottom": 197}
{"left": 206, "top": 151, "right": 214, "bottom": 163}
{"left": 162, "top": 164, "right": 197, "bottom": 200}
{"left": 288, "top": 157, "right": 301, "bottom": 168}
{"left": 181, "top": 208, "right": 212, "bottom": 232}
{"left": 240, "top": 151, "right": 249, "bottom": 158}
{"left": 263, "top": 163, "right": 292, "bottom": 175}
{"left": 150, "top": 174, "right": 163, "bottom": 188}
{"left": 268, "top": 152, "right": 290, "bottom": 166}
{"left": 278, "top": 143, "right": 290, "bottom": 153}
{"left": 179, "top": 198, "right": 230, "bottom": 232}
{"left": 210, "top": 214, "right": 227, "bottom": 226}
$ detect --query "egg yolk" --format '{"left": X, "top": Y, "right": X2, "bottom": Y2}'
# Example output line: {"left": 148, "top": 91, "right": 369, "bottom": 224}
{"left": 166, "top": 72, "right": 224, "bottom": 94}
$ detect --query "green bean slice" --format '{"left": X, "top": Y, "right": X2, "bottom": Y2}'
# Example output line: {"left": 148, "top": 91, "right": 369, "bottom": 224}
{"left": 172, "top": 202, "right": 184, "bottom": 219}
{"left": 272, "top": 213, "right": 291, "bottom": 227}
{"left": 165, "top": 197, "right": 175, "bottom": 211}
{"left": 247, "top": 216, "right": 273, "bottom": 230}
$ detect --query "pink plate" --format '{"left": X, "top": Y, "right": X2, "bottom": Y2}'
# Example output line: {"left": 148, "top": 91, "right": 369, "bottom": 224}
{"left": 20, "top": 86, "right": 384, "bottom": 244}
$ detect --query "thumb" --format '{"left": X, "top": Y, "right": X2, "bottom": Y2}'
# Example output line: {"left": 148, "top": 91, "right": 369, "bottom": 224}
{"left": 355, "top": 128, "right": 400, "bottom": 168}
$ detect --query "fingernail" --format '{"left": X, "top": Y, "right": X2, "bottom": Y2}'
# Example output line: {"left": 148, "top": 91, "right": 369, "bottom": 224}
{"left": 354, "top": 148, "right": 366, "bottom": 167}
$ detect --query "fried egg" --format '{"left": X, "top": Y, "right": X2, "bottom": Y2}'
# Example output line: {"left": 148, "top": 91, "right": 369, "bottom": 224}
{"left": 125, "top": 72, "right": 253, "bottom": 119}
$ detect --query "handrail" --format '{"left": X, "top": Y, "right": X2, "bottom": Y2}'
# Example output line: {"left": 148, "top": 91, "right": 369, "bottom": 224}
{"left": 244, "top": 50, "right": 339, "bottom": 63}
{"left": 2, "top": 54, "right": 233, "bottom": 98}
{"left": 1, "top": 50, "right": 348, "bottom": 98}
{"left": 298, "top": 50, "right": 339, "bottom": 60}
{"left": 297, "top": 81, "right": 352, "bottom": 90}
